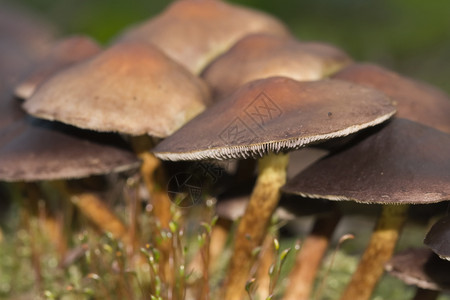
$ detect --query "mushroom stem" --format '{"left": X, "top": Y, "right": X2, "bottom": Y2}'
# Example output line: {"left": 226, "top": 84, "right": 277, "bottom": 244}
{"left": 339, "top": 204, "right": 408, "bottom": 300}
{"left": 70, "top": 193, "right": 132, "bottom": 245}
{"left": 412, "top": 288, "right": 440, "bottom": 300}
{"left": 223, "top": 152, "right": 289, "bottom": 300}
{"left": 283, "top": 210, "right": 341, "bottom": 300}
{"left": 130, "top": 135, "right": 172, "bottom": 229}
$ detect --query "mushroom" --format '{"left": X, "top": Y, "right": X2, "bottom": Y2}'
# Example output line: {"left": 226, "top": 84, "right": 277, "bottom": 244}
{"left": 23, "top": 41, "right": 210, "bottom": 137}
{"left": 21, "top": 41, "right": 213, "bottom": 290}
{"left": 385, "top": 247, "right": 450, "bottom": 300}
{"left": 424, "top": 215, "right": 450, "bottom": 261}
{"left": 15, "top": 35, "right": 101, "bottom": 99}
{"left": 202, "top": 33, "right": 352, "bottom": 97}
{"left": 282, "top": 118, "right": 450, "bottom": 300}
{"left": 153, "top": 76, "right": 395, "bottom": 299}
{"left": 332, "top": 63, "right": 450, "bottom": 133}
{"left": 0, "top": 90, "right": 140, "bottom": 250}
{"left": 22, "top": 40, "right": 211, "bottom": 225}
{"left": 115, "top": 0, "right": 291, "bottom": 74}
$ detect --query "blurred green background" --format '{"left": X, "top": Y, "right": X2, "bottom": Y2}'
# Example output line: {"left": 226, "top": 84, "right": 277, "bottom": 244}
{"left": 2, "top": 0, "right": 450, "bottom": 93}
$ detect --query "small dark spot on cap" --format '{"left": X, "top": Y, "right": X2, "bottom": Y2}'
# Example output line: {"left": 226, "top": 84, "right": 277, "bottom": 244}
{"left": 328, "top": 112, "right": 333, "bottom": 117}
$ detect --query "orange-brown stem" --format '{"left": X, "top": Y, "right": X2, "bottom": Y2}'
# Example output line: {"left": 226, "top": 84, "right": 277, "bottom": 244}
{"left": 284, "top": 211, "right": 341, "bottom": 300}
{"left": 223, "top": 152, "right": 289, "bottom": 300}
{"left": 339, "top": 204, "right": 408, "bottom": 300}
{"left": 130, "top": 135, "right": 172, "bottom": 229}
{"left": 71, "top": 192, "right": 132, "bottom": 247}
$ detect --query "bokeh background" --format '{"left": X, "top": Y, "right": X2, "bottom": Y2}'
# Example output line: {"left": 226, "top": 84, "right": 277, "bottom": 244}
{"left": 2, "top": 0, "right": 450, "bottom": 93}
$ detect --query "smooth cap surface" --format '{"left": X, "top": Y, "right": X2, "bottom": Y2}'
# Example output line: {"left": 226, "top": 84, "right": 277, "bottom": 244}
{"left": 24, "top": 42, "right": 211, "bottom": 137}
{"left": 116, "top": 0, "right": 291, "bottom": 74}
{"left": 153, "top": 76, "right": 395, "bottom": 160}
{"left": 333, "top": 63, "right": 450, "bottom": 133}
{"left": 424, "top": 215, "right": 450, "bottom": 260}
{"left": 0, "top": 96, "right": 140, "bottom": 181}
{"left": 283, "top": 118, "right": 450, "bottom": 205}
{"left": 385, "top": 247, "right": 450, "bottom": 291}
{"left": 203, "top": 34, "right": 352, "bottom": 96}
{"left": 15, "top": 35, "right": 101, "bottom": 99}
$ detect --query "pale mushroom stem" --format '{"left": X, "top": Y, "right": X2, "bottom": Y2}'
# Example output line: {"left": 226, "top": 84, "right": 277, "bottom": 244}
{"left": 223, "top": 152, "right": 289, "bottom": 300}
{"left": 339, "top": 204, "right": 408, "bottom": 300}
{"left": 283, "top": 210, "right": 341, "bottom": 300}
{"left": 412, "top": 288, "right": 440, "bottom": 300}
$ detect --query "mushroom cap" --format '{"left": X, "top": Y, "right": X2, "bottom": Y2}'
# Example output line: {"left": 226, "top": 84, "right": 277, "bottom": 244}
{"left": 385, "top": 247, "right": 450, "bottom": 292}
{"left": 116, "top": 0, "right": 291, "bottom": 74}
{"left": 202, "top": 34, "right": 352, "bottom": 96}
{"left": 153, "top": 77, "right": 395, "bottom": 161}
{"left": 0, "top": 95, "right": 140, "bottom": 182}
{"left": 333, "top": 63, "right": 450, "bottom": 133}
{"left": 15, "top": 35, "right": 102, "bottom": 99}
{"left": 23, "top": 42, "right": 211, "bottom": 137}
{"left": 424, "top": 215, "right": 450, "bottom": 260}
{"left": 282, "top": 118, "right": 450, "bottom": 205}
{"left": 0, "top": 91, "right": 24, "bottom": 130}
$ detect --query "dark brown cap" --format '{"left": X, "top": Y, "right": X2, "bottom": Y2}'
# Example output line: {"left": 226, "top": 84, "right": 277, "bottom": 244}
{"left": 15, "top": 35, "right": 101, "bottom": 99}
{"left": 424, "top": 215, "right": 450, "bottom": 260}
{"left": 23, "top": 42, "right": 211, "bottom": 137}
{"left": 0, "top": 96, "right": 140, "bottom": 181}
{"left": 153, "top": 77, "right": 395, "bottom": 160}
{"left": 116, "top": 0, "right": 291, "bottom": 74}
{"left": 202, "top": 34, "right": 352, "bottom": 96}
{"left": 333, "top": 63, "right": 450, "bottom": 133}
{"left": 283, "top": 118, "right": 450, "bottom": 205}
{"left": 385, "top": 247, "right": 450, "bottom": 291}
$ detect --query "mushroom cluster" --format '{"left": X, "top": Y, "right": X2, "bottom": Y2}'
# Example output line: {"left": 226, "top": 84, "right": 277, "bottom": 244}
{"left": 2, "top": 1, "right": 450, "bottom": 299}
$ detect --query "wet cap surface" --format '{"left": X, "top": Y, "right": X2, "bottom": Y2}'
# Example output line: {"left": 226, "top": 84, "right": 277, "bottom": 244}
{"left": 283, "top": 118, "right": 450, "bottom": 205}
{"left": 116, "top": 0, "right": 290, "bottom": 74}
{"left": 23, "top": 42, "right": 211, "bottom": 137}
{"left": 385, "top": 247, "right": 450, "bottom": 291}
{"left": 153, "top": 77, "right": 395, "bottom": 160}
{"left": 203, "top": 34, "right": 352, "bottom": 97}
{"left": 424, "top": 215, "right": 450, "bottom": 260}
{"left": 333, "top": 63, "right": 450, "bottom": 133}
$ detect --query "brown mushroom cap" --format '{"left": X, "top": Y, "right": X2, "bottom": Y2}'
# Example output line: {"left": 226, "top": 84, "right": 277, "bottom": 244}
{"left": 15, "top": 35, "right": 102, "bottom": 99}
{"left": 332, "top": 63, "right": 450, "bottom": 133}
{"left": 153, "top": 77, "right": 395, "bottom": 160}
{"left": 0, "top": 91, "right": 24, "bottom": 130}
{"left": 23, "top": 42, "right": 211, "bottom": 137}
{"left": 116, "top": 0, "right": 291, "bottom": 74}
{"left": 424, "top": 215, "right": 450, "bottom": 260}
{"left": 0, "top": 95, "right": 140, "bottom": 181}
{"left": 282, "top": 118, "right": 450, "bottom": 205}
{"left": 202, "top": 34, "right": 352, "bottom": 97}
{"left": 385, "top": 247, "right": 450, "bottom": 292}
